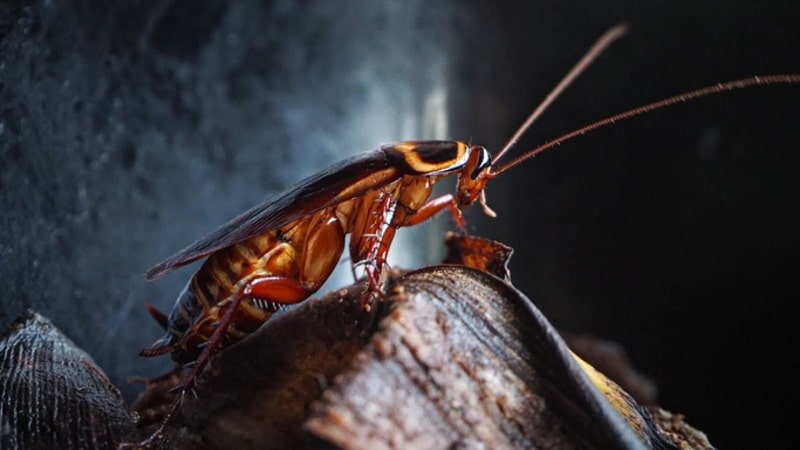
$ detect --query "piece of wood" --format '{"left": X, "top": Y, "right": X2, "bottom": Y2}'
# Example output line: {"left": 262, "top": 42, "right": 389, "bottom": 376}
{"left": 305, "top": 266, "right": 650, "bottom": 450}
{"left": 131, "top": 263, "right": 711, "bottom": 449}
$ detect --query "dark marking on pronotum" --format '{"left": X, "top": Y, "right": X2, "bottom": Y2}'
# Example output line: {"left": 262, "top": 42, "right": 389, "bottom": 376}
{"left": 382, "top": 141, "right": 469, "bottom": 175}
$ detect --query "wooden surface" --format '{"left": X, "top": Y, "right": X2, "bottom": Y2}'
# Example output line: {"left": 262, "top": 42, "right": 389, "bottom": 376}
{"left": 129, "top": 264, "right": 710, "bottom": 449}
{"left": 0, "top": 241, "right": 713, "bottom": 449}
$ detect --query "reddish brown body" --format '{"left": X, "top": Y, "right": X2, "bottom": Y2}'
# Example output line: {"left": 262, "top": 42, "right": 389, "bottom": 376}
{"left": 141, "top": 141, "right": 488, "bottom": 364}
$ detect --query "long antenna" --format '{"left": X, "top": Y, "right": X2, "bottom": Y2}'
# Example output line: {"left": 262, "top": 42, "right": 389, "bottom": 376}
{"left": 491, "top": 74, "right": 800, "bottom": 176}
{"left": 491, "top": 24, "right": 629, "bottom": 165}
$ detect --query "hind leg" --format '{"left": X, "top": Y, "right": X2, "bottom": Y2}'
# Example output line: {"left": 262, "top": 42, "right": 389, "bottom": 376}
{"left": 123, "top": 275, "right": 319, "bottom": 449}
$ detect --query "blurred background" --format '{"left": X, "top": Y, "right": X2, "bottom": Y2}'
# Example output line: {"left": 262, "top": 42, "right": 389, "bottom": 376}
{"left": 2, "top": 1, "right": 798, "bottom": 448}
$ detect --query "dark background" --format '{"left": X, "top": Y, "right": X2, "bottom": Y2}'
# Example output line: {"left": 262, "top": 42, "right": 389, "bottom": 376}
{"left": 2, "top": 1, "right": 798, "bottom": 448}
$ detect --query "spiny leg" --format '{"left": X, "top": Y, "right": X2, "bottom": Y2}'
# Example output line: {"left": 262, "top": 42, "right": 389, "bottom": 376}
{"left": 125, "top": 276, "right": 312, "bottom": 449}
{"left": 402, "top": 193, "right": 464, "bottom": 230}
{"left": 349, "top": 193, "right": 397, "bottom": 304}
{"left": 352, "top": 193, "right": 461, "bottom": 306}
{"left": 123, "top": 290, "right": 245, "bottom": 449}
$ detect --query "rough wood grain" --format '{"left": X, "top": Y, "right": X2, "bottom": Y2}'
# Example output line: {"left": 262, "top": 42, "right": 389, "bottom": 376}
{"left": 305, "top": 266, "right": 649, "bottom": 450}
{"left": 0, "top": 263, "right": 713, "bottom": 449}
{"left": 129, "top": 263, "right": 711, "bottom": 449}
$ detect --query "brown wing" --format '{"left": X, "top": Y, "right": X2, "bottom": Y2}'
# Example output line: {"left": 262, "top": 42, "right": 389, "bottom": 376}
{"left": 145, "top": 149, "right": 400, "bottom": 280}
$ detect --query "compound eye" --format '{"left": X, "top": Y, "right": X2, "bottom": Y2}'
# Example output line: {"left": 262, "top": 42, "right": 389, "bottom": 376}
{"left": 470, "top": 146, "right": 492, "bottom": 179}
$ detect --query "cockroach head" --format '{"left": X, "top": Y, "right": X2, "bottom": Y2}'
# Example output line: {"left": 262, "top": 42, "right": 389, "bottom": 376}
{"left": 455, "top": 145, "right": 496, "bottom": 217}
{"left": 468, "top": 145, "right": 492, "bottom": 180}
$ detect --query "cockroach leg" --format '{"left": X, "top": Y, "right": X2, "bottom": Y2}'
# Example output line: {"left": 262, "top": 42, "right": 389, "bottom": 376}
{"left": 131, "top": 275, "right": 317, "bottom": 449}
{"left": 178, "top": 276, "right": 312, "bottom": 389}
{"left": 246, "top": 276, "right": 313, "bottom": 304}
{"left": 358, "top": 193, "right": 463, "bottom": 305}
{"left": 402, "top": 193, "right": 463, "bottom": 229}
{"left": 127, "top": 289, "right": 247, "bottom": 449}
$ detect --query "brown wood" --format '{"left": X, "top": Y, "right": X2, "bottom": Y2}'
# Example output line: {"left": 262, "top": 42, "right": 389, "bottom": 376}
{"left": 0, "top": 259, "right": 713, "bottom": 449}
{"left": 128, "top": 263, "right": 712, "bottom": 449}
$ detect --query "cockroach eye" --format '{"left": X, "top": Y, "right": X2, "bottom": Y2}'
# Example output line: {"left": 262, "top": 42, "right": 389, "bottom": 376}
{"left": 470, "top": 146, "right": 492, "bottom": 179}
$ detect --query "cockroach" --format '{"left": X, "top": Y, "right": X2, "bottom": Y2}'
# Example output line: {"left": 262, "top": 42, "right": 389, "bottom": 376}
{"left": 128, "top": 24, "right": 799, "bottom": 448}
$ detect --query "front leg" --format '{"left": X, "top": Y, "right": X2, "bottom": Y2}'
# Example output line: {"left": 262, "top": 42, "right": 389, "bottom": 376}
{"left": 400, "top": 193, "right": 465, "bottom": 230}
{"left": 349, "top": 192, "right": 464, "bottom": 306}
{"left": 361, "top": 193, "right": 463, "bottom": 288}
{"left": 348, "top": 191, "right": 399, "bottom": 302}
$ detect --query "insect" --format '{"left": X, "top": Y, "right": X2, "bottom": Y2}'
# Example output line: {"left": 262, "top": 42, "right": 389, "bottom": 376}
{"left": 130, "top": 24, "right": 799, "bottom": 448}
